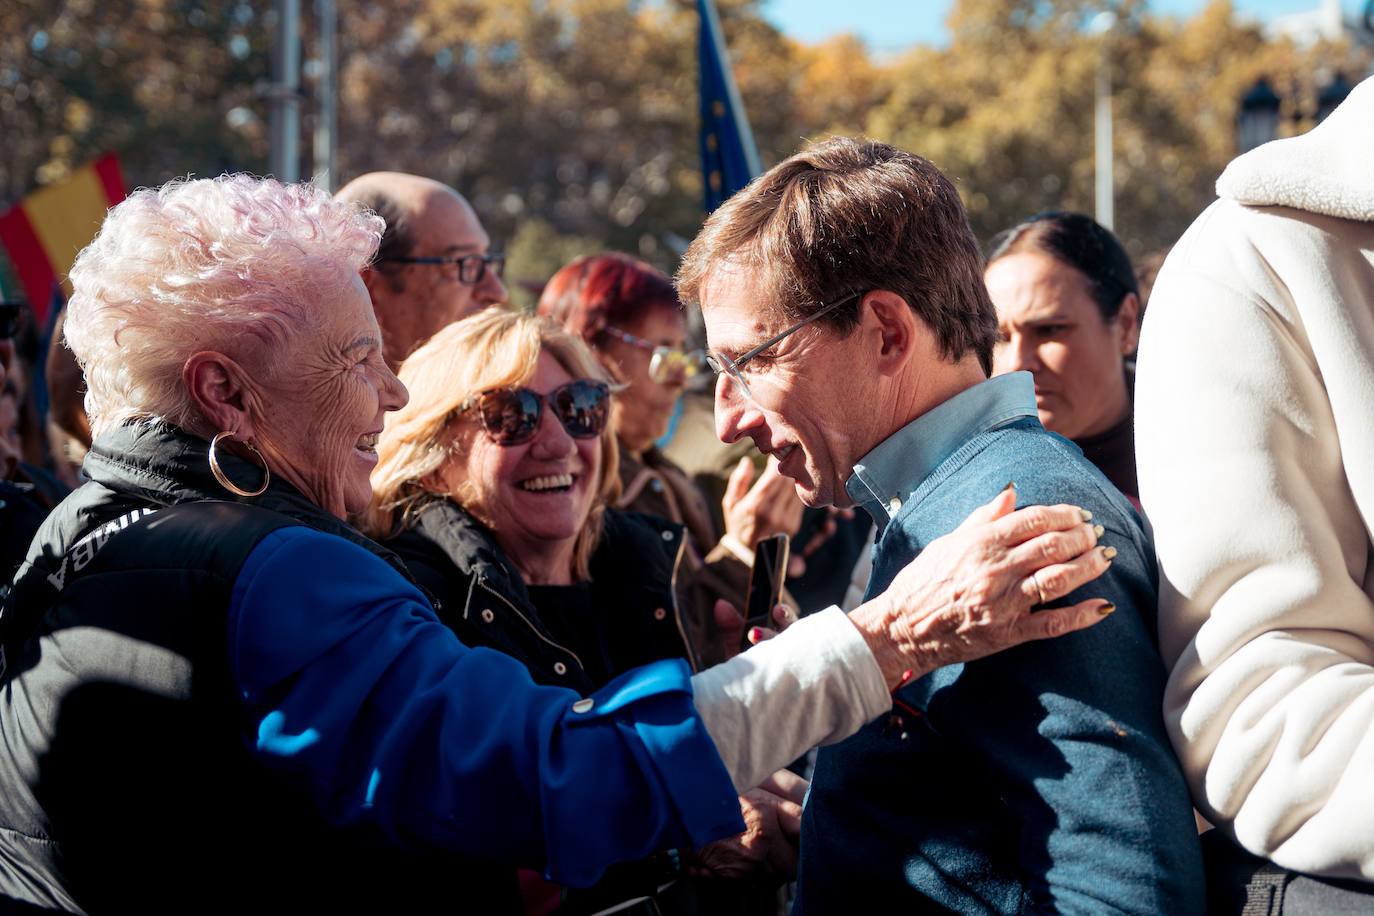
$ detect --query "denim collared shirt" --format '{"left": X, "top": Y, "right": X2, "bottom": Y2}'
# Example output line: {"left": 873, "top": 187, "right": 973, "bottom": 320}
{"left": 844, "top": 371, "right": 1038, "bottom": 532}
{"left": 797, "top": 370, "right": 1205, "bottom": 914}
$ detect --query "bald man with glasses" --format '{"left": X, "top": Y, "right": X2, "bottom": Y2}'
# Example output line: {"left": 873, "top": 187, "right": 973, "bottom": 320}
{"left": 335, "top": 173, "right": 508, "bottom": 369}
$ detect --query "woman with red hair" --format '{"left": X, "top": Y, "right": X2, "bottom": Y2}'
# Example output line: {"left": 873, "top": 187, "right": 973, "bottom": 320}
{"left": 539, "top": 253, "right": 803, "bottom": 664}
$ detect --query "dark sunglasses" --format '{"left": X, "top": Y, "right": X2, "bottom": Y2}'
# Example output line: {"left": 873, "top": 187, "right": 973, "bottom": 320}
{"left": 463, "top": 379, "right": 610, "bottom": 446}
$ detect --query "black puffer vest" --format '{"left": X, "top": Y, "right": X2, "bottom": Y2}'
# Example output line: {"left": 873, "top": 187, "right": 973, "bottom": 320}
{"left": 0, "top": 421, "right": 517, "bottom": 914}
{"left": 387, "top": 500, "right": 701, "bottom": 693}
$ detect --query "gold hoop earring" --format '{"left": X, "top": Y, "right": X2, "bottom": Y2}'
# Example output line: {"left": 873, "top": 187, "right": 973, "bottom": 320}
{"left": 208, "top": 431, "right": 271, "bottom": 498}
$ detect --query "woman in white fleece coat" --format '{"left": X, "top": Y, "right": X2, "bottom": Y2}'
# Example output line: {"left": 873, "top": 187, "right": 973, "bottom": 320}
{"left": 1136, "top": 75, "right": 1374, "bottom": 887}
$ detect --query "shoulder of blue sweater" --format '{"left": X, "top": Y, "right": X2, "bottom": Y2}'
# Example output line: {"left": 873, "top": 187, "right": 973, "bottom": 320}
{"left": 908, "top": 425, "right": 1143, "bottom": 539}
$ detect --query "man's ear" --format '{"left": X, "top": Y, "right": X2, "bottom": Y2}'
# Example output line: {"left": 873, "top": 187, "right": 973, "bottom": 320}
{"left": 1115, "top": 292, "right": 1142, "bottom": 355}
{"left": 183, "top": 351, "right": 255, "bottom": 440}
{"left": 861, "top": 290, "right": 922, "bottom": 376}
{"left": 359, "top": 266, "right": 389, "bottom": 301}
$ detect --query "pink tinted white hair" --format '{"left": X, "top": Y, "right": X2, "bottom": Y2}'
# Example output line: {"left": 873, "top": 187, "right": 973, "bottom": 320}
{"left": 64, "top": 174, "right": 384, "bottom": 436}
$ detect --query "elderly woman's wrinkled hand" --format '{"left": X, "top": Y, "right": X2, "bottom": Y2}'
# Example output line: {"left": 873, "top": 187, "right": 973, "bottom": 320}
{"left": 849, "top": 485, "right": 1115, "bottom": 689}
{"left": 685, "top": 769, "right": 808, "bottom": 883}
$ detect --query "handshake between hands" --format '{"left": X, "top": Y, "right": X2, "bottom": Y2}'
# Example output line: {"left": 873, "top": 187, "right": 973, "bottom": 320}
{"left": 686, "top": 769, "right": 809, "bottom": 885}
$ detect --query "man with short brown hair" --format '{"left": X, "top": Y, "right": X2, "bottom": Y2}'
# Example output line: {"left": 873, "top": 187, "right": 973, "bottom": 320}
{"left": 335, "top": 172, "right": 507, "bottom": 369}
{"left": 681, "top": 137, "right": 1203, "bottom": 913}
{"left": 679, "top": 138, "right": 996, "bottom": 376}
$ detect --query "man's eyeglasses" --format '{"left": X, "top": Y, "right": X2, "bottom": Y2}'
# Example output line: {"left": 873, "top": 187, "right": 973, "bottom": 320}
{"left": 602, "top": 326, "right": 707, "bottom": 384}
{"left": 462, "top": 379, "right": 610, "bottom": 446}
{"left": 381, "top": 251, "right": 505, "bottom": 285}
{"left": 0, "top": 302, "right": 24, "bottom": 340}
{"left": 705, "top": 291, "right": 861, "bottom": 401}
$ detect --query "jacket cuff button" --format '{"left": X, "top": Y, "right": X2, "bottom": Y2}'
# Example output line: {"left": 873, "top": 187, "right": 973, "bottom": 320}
{"left": 481, "top": 609, "right": 495, "bottom": 623}
{"left": 653, "top": 608, "right": 667, "bottom": 620}
{"left": 554, "top": 661, "right": 568, "bottom": 675}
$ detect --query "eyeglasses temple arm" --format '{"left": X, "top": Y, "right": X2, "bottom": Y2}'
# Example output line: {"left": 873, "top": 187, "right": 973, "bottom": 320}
{"left": 735, "top": 292, "right": 858, "bottom": 366}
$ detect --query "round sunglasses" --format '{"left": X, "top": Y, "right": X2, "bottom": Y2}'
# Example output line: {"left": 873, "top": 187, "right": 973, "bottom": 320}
{"left": 601, "top": 326, "right": 707, "bottom": 384}
{"left": 463, "top": 379, "right": 610, "bottom": 446}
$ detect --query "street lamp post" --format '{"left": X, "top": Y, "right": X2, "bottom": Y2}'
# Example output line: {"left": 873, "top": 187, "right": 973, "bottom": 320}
{"left": 269, "top": 0, "right": 301, "bottom": 182}
{"left": 1090, "top": 11, "right": 1116, "bottom": 231}
{"left": 1317, "top": 72, "right": 1353, "bottom": 122}
{"left": 313, "top": 0, "right": 337, "bottom": 190}
{"left": 1237, "top": 78, "right": 1281, "bottom": 153}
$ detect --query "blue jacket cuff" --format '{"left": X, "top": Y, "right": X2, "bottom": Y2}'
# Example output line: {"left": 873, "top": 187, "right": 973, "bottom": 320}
{"left": 572, "top": 660, "right": 746, "bottom": 853}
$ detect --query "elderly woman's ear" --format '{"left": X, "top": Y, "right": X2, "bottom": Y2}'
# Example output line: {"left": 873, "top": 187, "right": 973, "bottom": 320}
{"left": 183, "top": 350, "right": 261, "bottom": 441}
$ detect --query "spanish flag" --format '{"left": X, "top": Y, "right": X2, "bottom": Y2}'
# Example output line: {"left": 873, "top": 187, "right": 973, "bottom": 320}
{"left": 0, "top": 154, "right": 126, "bottom": 326}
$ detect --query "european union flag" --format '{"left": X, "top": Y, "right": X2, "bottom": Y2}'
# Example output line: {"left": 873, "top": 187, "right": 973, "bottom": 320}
{"left": 698, "top": 0, "right": 761, "bottom": 213}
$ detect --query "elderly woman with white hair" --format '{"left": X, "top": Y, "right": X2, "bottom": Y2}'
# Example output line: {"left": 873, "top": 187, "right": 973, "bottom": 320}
{"left": 0, "top": 175, "right": 1113, "bottom": 915}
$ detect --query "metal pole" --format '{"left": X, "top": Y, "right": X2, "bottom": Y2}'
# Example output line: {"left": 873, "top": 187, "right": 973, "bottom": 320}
{"left": 313, "top": 0, "right": 337, "bottom": 190}
{"left": 1093, "top": 44, "right": 1114, "bottom": 230}
{"left": 269, "top": 0, "right": 301, "bottom": 182}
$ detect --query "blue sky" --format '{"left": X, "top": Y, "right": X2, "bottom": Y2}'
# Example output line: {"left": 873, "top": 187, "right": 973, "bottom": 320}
{"left": 763, "top": 0, "right": 1365, "bottom": 51}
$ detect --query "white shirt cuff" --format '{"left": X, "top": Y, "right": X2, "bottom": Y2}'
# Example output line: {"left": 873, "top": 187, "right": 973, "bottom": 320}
{"left": 689, "top": 606, "right": 891, "bottom": 792}
{"left": 716, "top": 532, "right": 754, "bottom": 565}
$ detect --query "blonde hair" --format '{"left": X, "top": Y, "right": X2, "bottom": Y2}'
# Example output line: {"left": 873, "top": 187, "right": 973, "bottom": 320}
{"left": 364, "top": 307, "right": 620, "bottom": 580}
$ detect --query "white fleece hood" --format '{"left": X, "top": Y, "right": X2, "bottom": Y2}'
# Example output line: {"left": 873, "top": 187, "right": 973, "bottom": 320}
{"left": 1138, "top": 71, "right": 1374, "bottom": 881}
{"left": 1216, "top": 74, "right": 1374, "bottom": 223}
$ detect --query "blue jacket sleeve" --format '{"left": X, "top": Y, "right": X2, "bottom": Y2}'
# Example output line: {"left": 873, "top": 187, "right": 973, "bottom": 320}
{"left": 935, "top": 505, "right": 1204, "bottom": 914}
{"left": 226, "top": 526, "right": 746, "bottom": 886}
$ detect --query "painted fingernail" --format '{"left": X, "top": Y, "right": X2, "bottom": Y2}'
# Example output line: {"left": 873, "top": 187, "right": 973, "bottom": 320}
{"left": 748, "top": 627, "right": 763, "bottom": 643}
{"left": 1098, "top": 602, "right": 1116, "bottom": 616}
{"left": 1093, "top": 524, "right": 1105, "bottom": 538}
{"left": 1002, "top": 481, "right": 1017, "bottom": 493}
{"left": 1080, "top": 509, "right": 1093, "bottom": 522}
{"left": 1102, "top": 546, "right": 1118, "bottom": 560}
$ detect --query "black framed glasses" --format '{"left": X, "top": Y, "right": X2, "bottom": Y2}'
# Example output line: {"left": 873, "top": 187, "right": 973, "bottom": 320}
{"left": 0, "top": 302, "right": 24, "bottom": 340}
{"left": 380, "top": 251, "right": 505, "bottom": 285}
{"left": 704, "top": 291, "right": 861, "bottom": 401}
{"left": 462, "top": 379, "right": 610, "bottom": 446}
{"left": 601, "top": 326, "right": 707, "bottom": 384}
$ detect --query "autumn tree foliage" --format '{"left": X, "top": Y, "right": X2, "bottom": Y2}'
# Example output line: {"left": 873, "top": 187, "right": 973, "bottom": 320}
{"left": 1, "top": 0, "right": 1368, "bottom": 303}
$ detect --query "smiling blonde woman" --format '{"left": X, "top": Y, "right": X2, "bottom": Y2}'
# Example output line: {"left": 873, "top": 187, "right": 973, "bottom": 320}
{"left": 366, "top": 308, "right": 814, "bottom": 908}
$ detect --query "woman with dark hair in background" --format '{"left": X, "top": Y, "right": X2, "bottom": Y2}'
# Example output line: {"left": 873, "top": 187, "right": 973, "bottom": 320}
{"left": 538, "top": 253, "right": 803, "bottom": 663}
{"left": 984, "top": 212, "right": 1142, "bottom": 503}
